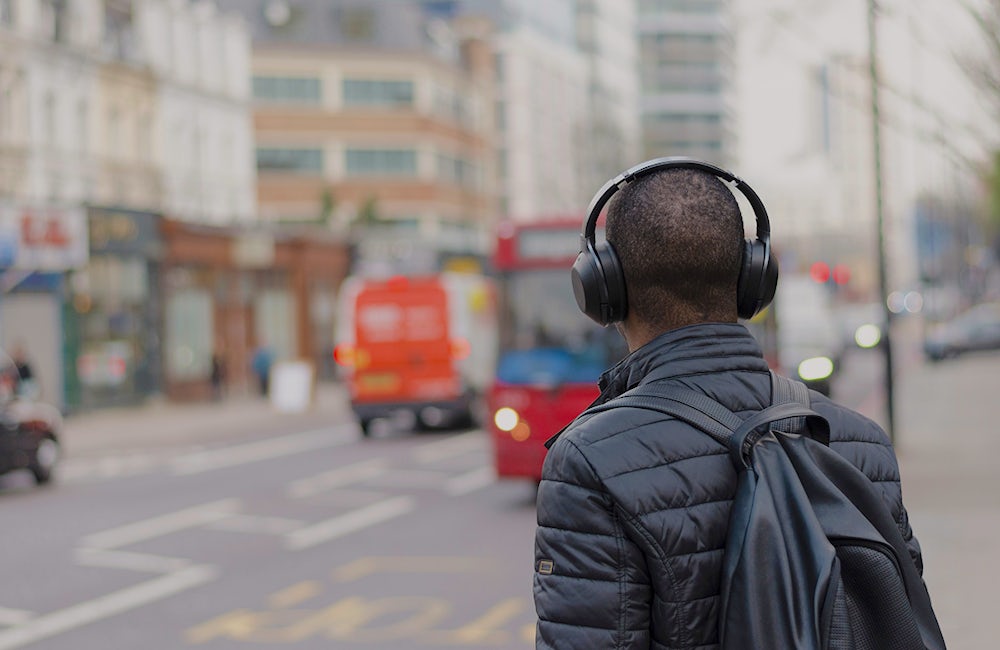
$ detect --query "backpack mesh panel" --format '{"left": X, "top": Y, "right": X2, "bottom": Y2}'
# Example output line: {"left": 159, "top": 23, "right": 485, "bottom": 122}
{"left": 827, "top": 579, "right": 853, "bottom": 650}
{"left": 836, "top": 545, "right": 925, "bottom": 650}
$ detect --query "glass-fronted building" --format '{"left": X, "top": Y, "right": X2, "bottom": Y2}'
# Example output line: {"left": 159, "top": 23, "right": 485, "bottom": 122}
{"left": 637, "top": 0, "right": 736, "bottom": 166}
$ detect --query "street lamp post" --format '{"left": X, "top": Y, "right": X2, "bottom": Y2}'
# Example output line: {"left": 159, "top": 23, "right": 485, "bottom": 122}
{"left": 867, "top": 0, "right": 896, "bottom": 441}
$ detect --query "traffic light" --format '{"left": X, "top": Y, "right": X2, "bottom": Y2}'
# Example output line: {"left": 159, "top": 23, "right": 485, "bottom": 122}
{"left": 810, "top": 261, "right": 850, "bottom": 289}
{"left": 809, "top": 262, "right": 830, "bottom": 283}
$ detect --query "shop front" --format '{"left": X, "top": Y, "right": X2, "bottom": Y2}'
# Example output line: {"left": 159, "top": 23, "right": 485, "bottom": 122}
{"left": 161, "top": 220, "right": 349, "bottom": 402}
{"left": 0, "top": 204, "right": 89, "bottom": 411}
{"left": 65, "top": 208, "right": 163, "bottom": 410}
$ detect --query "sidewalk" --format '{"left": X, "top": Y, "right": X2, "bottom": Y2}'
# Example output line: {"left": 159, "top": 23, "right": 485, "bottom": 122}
{"left": 891, "top": 352, "right": 1000, "bottom": 650}
{"left": 60, "top": 381, "right": 355, "bottom": 456}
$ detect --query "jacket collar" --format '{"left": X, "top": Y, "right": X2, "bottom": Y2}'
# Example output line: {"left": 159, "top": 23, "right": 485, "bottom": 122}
{"left": 545, "top": 322, "right": 766, "bottom": 448}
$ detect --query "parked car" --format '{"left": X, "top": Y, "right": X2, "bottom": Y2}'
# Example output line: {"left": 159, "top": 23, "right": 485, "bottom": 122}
{"left": 0, "top": 351, "right": 61, "bottom": 485}
{"left": 923, "top": 302, "right": 1000, "bottom": 362}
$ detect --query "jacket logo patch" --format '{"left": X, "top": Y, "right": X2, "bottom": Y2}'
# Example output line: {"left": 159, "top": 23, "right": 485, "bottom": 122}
{"left": 537, "top": 559, "right": 554, "bottom": 575}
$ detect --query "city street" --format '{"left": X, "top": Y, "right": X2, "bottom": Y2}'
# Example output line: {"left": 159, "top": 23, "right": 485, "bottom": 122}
{"left": 0, "top": 320, "right": 996, "bottom": 649}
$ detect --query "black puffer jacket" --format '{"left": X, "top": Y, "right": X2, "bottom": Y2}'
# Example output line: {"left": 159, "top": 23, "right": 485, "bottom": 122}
{"left": 533, "top": 323, "right": 922, "bottom": 650}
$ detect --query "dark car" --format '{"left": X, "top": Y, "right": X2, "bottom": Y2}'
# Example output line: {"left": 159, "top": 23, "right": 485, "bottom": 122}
{"left": 923, "top": 302, "right": 1000, "bottom": 362}
{"left": 0, "top": 353, "right": 61, "bottom": 485}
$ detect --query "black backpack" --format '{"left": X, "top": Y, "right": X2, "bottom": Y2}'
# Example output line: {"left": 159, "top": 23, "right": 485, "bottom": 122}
{"left": 584, "top": 371, "right": 946, "bottom": 650}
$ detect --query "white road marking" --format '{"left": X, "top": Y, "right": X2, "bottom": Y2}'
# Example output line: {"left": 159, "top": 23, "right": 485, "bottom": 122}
{"left": 74, "top": 548, "right": 192, "bottom": 574}
{"left": 367, "top": 468, "right": 450, "bottom": 488}
{"left": 171, "top": 426, "right": 356, "bottom": 475}
{"left": 80, "top": 499, "right": 241, "bottom": 550}
{"left": 0, "top": 566, "right": 218, "bottom": 650}
{"left": 286, "top": 458, "right": 389, "bottom": 499}
{"left": 205, "top": 514, "right": 303, "bottom": 535}
{"left": 285, "top": 497, "right": 416, "bottom": 551}
{"left": 444, "top": 466, "right": 496, "bottom": 496}
{"left": 413, "top": 431, "right": 485, "bottom": 464}
{"left": 58, "top": 454, "right": 161, "bottom": 482}
{"left": 0, "top": 609, "right": 32, "bottom": 627}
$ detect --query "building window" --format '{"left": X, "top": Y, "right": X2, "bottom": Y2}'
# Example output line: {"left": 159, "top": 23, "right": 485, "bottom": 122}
{"left": 342, "top": 79, "right": 414, "bottom": 107}
{"left": 639, "top": 0, "right": 723, "bottom": 13}
{"left": 337, "top": 7, "right": 375, "bottom": 41}
{"left": 103, "top": 0, "right": 135, "bottom": 60}
{"left": 39, "top": 0, "right": 68, "bottom": 42}
{"left": 77, "top": 100, "right": 88, "bottom": 152}
{"left": 345, "top": 149, "right": 417, "bottom": 176}
{"left": 436, "top": 153, "right": 478, "bottom": 189}
{"left": 43, "top": 92, "right": 57, "bottom": 146}
{"left": 0, "top": 0, "right": 15, "bottom": 27}
{"left": 644, "top": 113, "right": 722, "bottom": 125}
{"left": 252, "top": 76, "right": 322, "bottom": 104}
{"left": 256, "top": 147, "right": 324, "bottom": 173}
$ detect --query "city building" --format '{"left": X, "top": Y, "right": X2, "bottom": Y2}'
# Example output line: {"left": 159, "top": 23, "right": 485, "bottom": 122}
{"left": 218, "top": 0, "right": 499, "bottom": 273}
{"left": 1, "top": 0, "right": 335, "bottom": 410}
{"left": 455, "top": 0, "right": 592, "bottom": 220}
{"left": 137, "top": 0, "right": 256, "bottom": 224}
{"left": 0, "top": 0, "right": 98, "bottom": 408}
{"left": 575, "top": 0, "right": 641, "bottom": 195}
{"left": 637, "top": 0, "right": 736, "bottom": 166}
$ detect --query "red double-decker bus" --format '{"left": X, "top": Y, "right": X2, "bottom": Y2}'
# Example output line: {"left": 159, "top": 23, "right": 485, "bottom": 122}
{"left": 487, "top": 219, "right": 628, "bottom": 482}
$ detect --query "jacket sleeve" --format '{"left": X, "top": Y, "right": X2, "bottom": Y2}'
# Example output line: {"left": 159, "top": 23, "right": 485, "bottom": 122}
{"left": 533, "top": 437, "right": 652, "bottom": 650}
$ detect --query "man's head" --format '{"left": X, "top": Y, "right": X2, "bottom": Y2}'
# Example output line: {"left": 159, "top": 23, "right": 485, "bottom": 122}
{"left": 606, "top": 168, "right": 745, "bottom": 345}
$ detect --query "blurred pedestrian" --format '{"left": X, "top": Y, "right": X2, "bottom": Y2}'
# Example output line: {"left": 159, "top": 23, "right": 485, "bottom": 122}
{"left": 10, "top": 342, "right": 38, "bottom": 398}
{"left": 210, "top": 349, "right": 226, "bottom": 401}
{"left": 250, "top": 343, "right": 274, "bottom": 398}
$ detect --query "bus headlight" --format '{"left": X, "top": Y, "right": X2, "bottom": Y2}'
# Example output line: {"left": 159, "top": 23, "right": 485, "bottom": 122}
{"left": 797, "top": 357, "right": 834, "bottom": 381}
{"left": 854, "top": 324, "right": 881, "bottom": 349}
{"left": 494, "top": 407, "right": 520, "bottom": 432}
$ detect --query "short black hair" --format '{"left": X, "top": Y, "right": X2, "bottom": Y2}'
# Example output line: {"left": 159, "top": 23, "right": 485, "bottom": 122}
{"left": 605, "top": 168, "right": 745, "bottom": 327}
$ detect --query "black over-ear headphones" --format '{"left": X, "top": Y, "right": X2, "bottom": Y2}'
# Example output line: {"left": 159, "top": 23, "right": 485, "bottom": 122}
{"left": 571, "top": 156, "right": 778, "bottom": 326}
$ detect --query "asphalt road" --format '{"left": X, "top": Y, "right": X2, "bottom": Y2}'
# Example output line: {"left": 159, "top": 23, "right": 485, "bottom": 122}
{"left": 0, "top": 419, "right": 540, "bottom": 649}
{"left": 0, "top": 319, "right": 973, "bottom": 650}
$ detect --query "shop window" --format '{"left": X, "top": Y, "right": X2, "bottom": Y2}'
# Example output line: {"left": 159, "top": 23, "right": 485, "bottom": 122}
{"left": 254, "top": 289, "right": 296, "bottom": 362}
{"left": 165, "top": 289, "right": 213, "bottom": 381}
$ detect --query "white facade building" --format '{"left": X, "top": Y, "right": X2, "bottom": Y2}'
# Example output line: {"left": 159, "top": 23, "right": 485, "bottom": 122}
{"left": 138, "top": 0, "right": 255, "bottom": 223}
{"left": 498, "top": 25, "right": 588, "bottom": 220}
{"left": 0, "top": 0, "right": 254, "bottom": 409}
{"left": 458, "top": 0, "right": 591, "bottom": 220}
{"left": 576, "top": 0, "right": 641, "bottom": 193}
{"left": 0, "top": 0, "right": 254, "bottom": 222}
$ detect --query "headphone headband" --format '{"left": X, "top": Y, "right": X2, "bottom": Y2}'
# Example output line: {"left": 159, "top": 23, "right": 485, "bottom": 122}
{"left": 572, "top": 156, "right": 779, "bottom": 325}
{"left": 581, "top": 156, "right": 771, "bottom": 246}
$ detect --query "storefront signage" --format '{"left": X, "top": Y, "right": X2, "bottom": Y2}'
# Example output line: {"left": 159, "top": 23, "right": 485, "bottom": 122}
{"left": 0, "top": 205, "right": 88, "bottom": 271}
{"left": 88, "top": 208, "right": 161, "bottom": 256}
{"left": 232, "top": 233, "right": 276, "bottom": 268}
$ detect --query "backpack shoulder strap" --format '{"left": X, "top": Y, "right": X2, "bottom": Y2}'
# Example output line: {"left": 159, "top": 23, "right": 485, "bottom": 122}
{"left": 583, "top": 377, "right": 828, "bottom": 468}
{"left": 582, "top": 383, "right": 740, "bottom": 449}
{"left": 769, "top": 371, "right": 829, "bottom": 445}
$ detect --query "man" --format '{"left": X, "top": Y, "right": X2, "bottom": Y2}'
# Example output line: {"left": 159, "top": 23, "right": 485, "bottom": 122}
{"left": 533, "top": 162, "right": 924, "bottom": 649}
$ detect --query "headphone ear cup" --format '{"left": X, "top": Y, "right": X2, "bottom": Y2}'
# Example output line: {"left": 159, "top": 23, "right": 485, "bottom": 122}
{"left": 595, "top": 241, "right": 627, "bottom": 323}
{"left": 571, "top": 241, "right": 628, "bottom": 326}
{"left": 572, "top": 250, "right": 607, "bottom": 325}
{"left": 737, "top": 238, "right": 776, "bottom": 320}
